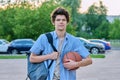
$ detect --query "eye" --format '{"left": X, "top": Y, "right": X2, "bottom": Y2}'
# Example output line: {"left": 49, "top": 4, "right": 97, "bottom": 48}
{"left": 56, "top": 19, "right": 61, "bottom": 21}
{"left": 62, "top": 19, "right": 66, "bottom": 21}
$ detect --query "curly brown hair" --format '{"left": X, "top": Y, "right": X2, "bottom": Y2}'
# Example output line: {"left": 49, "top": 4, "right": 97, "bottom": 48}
{"left": 51, "top": 7, "right": 70, "bottom": 23}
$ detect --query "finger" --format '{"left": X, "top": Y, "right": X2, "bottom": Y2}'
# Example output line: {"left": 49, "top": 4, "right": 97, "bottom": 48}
{"left": 64, "top": 59, "right": 70, "bottom": 61}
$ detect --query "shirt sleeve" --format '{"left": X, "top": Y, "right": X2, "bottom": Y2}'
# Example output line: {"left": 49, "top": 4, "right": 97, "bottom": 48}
{"left": 73, "top": 38, "right": 90, "bottom": 58}
{"left": 30, "top": 34, "right": 45, "bottom": 55}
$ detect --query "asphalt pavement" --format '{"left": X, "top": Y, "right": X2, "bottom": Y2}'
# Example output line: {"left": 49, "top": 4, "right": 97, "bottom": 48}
{"left": 0, "top": 50, "right": 120, "bottom": 80}
{"left": 77, "top": 50, "right": 120, "bottom": 80}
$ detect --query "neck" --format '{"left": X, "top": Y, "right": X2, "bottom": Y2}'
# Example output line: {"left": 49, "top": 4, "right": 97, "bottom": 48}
{"left": 55, "top": 30, "right": 66, "bottom": 39}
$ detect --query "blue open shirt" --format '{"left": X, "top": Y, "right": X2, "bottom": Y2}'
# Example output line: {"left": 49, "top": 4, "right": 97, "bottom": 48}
{"left": 30, "top": 31, "right": 90, "bottom": 80}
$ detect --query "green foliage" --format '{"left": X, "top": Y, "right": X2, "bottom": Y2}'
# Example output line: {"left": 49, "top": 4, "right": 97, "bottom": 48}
{"left": 0, "top": 7, "right": 15, "bottom": 40}
{"left": 76, "top": 30, "right": 92, "bottom": 38}
{"left": 85, "top": 1, "right": 109, "bottom": 39}
{"left": 61, "top": 0, "right": 86, "bottom": 37}
{"left": 61, "top": 0, "right": 81, "bottom": 26}
{"left": 87, "top": 1, "right": 107, "bottom": 15}
{"left": 66, "top": 23, "right": 76, "bottom": 36}
{"left": 13, "top": 4, "right": 36, "bottom": 39}
{"left": 0, "top": 1, "right": 75, "bottom": 40}
{"left": 1, "top": 0, "right": 119, "bottom": 40}
{"left": 109, "top": 19, "right": 120, "bottom": 39}
{"left": 94, "top": 20, "right": 109, "bottom": 39}
{"left": 61, "top": 0, "right": 81, "bottom": 8}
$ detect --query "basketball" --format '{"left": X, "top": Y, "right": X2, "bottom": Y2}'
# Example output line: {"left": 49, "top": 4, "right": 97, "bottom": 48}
{"left": 63, "top": 52, "right": 82, "bottom": 70}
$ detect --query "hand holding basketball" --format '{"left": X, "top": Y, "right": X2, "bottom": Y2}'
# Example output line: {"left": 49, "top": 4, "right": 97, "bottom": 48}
{"left": 63, "top": 52, "right": 82, "bottom": 70}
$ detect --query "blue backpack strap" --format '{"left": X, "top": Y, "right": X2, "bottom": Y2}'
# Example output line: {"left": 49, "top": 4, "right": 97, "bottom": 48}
{"left": 45, "top": 32, "right": 57, "bottom": 52}
{"left": 45, "top": 32, "right": 57, "bottom": 69}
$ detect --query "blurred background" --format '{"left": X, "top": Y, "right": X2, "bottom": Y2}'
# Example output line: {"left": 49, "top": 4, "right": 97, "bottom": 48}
{"left": 0, "top": 1, "right": 120, "bottom": 80}
{"left": 0, "top": 0, "right": 120, "bottom": 54}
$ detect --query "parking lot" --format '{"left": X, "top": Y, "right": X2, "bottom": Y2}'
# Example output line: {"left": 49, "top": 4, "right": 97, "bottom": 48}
{"left": 0, "top": 50, "right": 120, "bottom": 80}
{"left": 77, "top": 50, "right": 120, "bottom": 80}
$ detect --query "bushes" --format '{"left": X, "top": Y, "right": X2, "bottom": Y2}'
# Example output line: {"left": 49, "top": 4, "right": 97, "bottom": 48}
{"left": 0, "top": 2, "right": 76, "bottom": 41}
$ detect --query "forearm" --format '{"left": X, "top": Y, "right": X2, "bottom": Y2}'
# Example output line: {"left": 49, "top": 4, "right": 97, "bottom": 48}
{"left": 63, "top": 56, "right": 92, "bottom": 70}
{"left": 30, "top": 51, "right": 58, "bottom": 63}
{"left": 30, "top": 53, "right": 51, "bottom": 63}
{"left": 77, "top": 56, "right": 92, "bottom": 67}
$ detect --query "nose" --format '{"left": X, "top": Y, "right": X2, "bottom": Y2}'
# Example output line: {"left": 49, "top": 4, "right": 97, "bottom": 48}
{"left": 60, "top": 19, "right": 65, "bottom": 23}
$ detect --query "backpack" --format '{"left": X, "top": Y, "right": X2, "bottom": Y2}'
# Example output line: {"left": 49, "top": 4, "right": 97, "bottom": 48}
{"left": 26, "top": 32, "right": 57, "bottom": 80}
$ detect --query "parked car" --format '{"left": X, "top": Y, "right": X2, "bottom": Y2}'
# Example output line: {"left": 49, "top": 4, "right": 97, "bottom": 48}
{"left": 89, "top": 39, "right": 111, "bottom": 50}
{"left": 0, "top": 39, "right": 9, "bottom": 53}
{"left": 7, "top": 39, "right": 35, "bottom": 54}
{"left": 78, "top": 37, "right": 105, "bottom": 54}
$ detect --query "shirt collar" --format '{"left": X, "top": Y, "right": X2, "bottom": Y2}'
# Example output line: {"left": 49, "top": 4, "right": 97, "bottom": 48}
{"left": 52, "top": 31, "right": 68, "bottom": 40}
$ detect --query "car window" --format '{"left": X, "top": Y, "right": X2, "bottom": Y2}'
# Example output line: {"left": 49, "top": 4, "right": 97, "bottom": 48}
{"left": 79, "top": 39, "right": 86, "bottom": 45}
{"left": 24, "top": 41, "right": 33, "bottom": 45}
{"left": 13, "top": 41, "right": 24, "bottom": 45}
{"left": 17, "top": 40, "right": 33, "bottom": 45}
{"left": 4, "top": 40, "right": 9, "bottom": 44}
{"left": 0, "top": 40, "right": 8, "bottom": 45}
{"left": 21, "top": 41, "right": 27, "bottom": 44}
{"left": 91, "top": 40, "right": 104, "bottom": 43}
{"left": 92, "top": 40, "right": 99, "bottom": 42}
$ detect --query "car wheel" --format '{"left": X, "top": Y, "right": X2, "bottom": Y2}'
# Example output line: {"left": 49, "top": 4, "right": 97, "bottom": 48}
{"left": 90, "top": 47, "right": 99, "bottom": 54}
{"left": 11, "top": 49, "right": 19, "bottom": 54}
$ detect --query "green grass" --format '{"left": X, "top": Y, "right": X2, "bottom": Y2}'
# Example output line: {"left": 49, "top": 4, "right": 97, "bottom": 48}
{"left": 90, "top": 54, "right": 105, "bottom": 58}
{"left": 0, "top": 55, "right": 27, "bottom": 59}
{"left": 0, "top": 54, "right": 105, "bottom": 59}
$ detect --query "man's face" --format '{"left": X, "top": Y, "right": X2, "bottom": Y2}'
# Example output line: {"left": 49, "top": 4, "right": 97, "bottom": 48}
{"left": 53, "top": 15, "right": 67, "bottom": 31}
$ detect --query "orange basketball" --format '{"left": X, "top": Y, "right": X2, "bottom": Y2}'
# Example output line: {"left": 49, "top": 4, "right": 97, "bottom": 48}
{"left": 63, "top": 52, "right": 82, "bottom": 70}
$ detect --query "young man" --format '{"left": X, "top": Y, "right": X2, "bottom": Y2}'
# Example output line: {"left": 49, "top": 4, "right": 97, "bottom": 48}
{"left": 30, "top": 7, "right": 92, "bottom": 80}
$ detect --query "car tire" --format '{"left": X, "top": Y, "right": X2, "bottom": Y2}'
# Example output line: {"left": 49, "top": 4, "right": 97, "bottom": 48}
{"left": 90, "top": 47, "right": 99, "bottom": 54}
{"left": 11, "top": 49, "right": 19, "bottom": 54}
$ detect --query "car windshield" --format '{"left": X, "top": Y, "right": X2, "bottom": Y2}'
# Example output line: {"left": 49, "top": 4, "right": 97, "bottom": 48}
{"left": 3, "top": 40, "right": 9, "bottom": 44}
{"left": 10, "top": 39, "right": 34, "bottom": 46}
{"left": 80, "top": 38, "right": 90, "bottom": 43}
{"left": 0, "top": 39, "right": 9, "bottom": 44}
{"left": 90, "top": 39, "right": 107, "bottom": 43}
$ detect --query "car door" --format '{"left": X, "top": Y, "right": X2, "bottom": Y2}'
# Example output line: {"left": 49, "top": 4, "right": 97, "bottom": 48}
{"left": 0, "top": 41, "right": 8, "bottom": 52}
{"left": 23, "top": 41, "right": 33, "bottom": 51}
{"left": 18, "top": 40, "right": 33, "bottom": 51}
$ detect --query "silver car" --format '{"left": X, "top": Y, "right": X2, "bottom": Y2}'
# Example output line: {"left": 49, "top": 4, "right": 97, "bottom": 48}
{"left": 0, "top": 39, "right": 9, "bottom": 53}
{"left": 78, "top": 37, "right": 105, "bottom": 54}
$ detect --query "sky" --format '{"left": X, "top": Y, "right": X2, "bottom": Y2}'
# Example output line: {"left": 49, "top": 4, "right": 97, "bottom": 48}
{"left": 1, "top": 0, "right": 120, "bottom": 15}
{"left": 80, "top": 0, "right": 120, "bottom": 15}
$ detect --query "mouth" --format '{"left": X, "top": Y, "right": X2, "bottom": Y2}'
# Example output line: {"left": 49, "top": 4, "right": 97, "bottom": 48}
{"left": 59, "top": 25, "right": 64, "bottom": 27}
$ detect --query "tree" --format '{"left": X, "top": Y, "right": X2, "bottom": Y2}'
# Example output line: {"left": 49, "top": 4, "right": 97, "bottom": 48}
{"left": 12, "top": 1, "right": 58, "bottom": 40}
{"left": 109, "top": 19, "right": 120, "bottom": 39}
{"left": 0, "top": 7, "right": 15, "bottom": 40}
{"left": 94, "top": 20, "right": 109, "bottom": 39}
{"left": 61, "top": 0, "right": 81, "bottom": 26}
{"left": 0, "top": 0, "right": 75, "bottom": 40}
{"left": 85, "top": 1, "right": 109, "bottom": 39}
